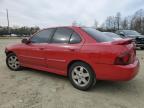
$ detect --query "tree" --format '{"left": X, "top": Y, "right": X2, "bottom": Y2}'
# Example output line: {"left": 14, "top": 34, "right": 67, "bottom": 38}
{"left": 130, "top": 9, "right": 144, "bottom": 33}
{"left": 0, "top": 26, "right": 40, "bottom": 36}
{"left": 121, "top": 17, "right": 128, "bottom": 29}
{"left": 105, "top": 16, "right": 113, "bottom": 29}
{"left": 115, "top": 12, "right": 121, "bottom": 30}
{"left": 142, "top": 17, "right": 144, "bottom": 34}
{"left": 72, "top": 21, "right": 78, "bottom": 26}
{"left": 104, "top": 16, "right": 116, "bottom": 31}
{"left": 93, "top": 20, "right": 98, "bottom": 29}
{"left": 100, "top": 9, "right": 144, "bottom": 34}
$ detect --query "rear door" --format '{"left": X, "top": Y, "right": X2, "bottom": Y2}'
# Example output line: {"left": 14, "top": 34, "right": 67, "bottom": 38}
{"left": 45, "top": 27, "right": 83, "bottom": 74}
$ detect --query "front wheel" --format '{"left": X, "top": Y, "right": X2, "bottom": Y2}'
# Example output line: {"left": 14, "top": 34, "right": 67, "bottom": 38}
{"left": 69, "top": 62, "right": 96, "bottom": 91}
{"left": 6, "top": 53, "right": 21, "bottom": 71}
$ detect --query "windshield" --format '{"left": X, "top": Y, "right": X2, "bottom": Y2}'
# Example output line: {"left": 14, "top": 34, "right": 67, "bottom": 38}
{"left": 82, "top": 28, "right": 115, "bottom": 42}
{"left": 123, "top": 30, "right": 140, "bottom": 36}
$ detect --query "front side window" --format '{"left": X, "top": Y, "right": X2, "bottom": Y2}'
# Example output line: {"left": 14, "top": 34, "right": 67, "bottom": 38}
{"left": 51, "top": 28, "right": 73, "bottom": 44}
{"left": 31, "top": 28, "right": 55, "bottom": 43}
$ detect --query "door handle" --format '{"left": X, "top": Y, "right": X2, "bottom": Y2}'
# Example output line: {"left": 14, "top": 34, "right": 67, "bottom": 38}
{"left": 39, "top": 48, "right": 44, "bottom": 50}
{"left": 69, "top": 48, "right": 76, "bottom": 52}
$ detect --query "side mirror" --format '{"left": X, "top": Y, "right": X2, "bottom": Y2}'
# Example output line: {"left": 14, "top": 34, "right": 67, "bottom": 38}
{"left": 21, "top": 38, "right": 31, "bottom": 44}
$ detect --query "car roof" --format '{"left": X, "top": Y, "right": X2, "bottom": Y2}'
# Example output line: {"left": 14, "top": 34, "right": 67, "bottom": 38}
{"left": 42, "top": 26, "right": 81, "bottom": 30}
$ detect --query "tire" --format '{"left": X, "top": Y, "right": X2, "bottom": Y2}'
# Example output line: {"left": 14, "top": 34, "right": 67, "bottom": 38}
{"left": 6, "top": 53, "right": 21, "bottom": 71}
{"left": 140, "top": 47, "right": 144, "bottom": 50}
{"left": 68, "top": 62, "right": 96, "bottom": 91}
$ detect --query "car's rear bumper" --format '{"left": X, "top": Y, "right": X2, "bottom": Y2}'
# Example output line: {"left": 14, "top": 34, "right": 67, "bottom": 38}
{"left": 93, "top": 58, "right": 140, "bottom": 81}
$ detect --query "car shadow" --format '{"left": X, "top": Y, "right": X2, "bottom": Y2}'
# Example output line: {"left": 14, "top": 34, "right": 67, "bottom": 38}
{"left": 20, "top": 67, "right": 68, "bottom": 81}
{"left": 91, "top": 79, "right": 140, "bottom": 95}
{"left": 20, "top": 67, "right": 140, "bottom": 94}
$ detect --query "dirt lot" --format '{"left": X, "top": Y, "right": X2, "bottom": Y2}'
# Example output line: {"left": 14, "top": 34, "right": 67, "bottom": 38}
{"left": 0, "top": 39, "right": 144, "bottom": 108}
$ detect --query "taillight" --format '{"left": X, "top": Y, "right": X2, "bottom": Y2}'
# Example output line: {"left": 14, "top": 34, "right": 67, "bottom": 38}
{"left": 114, "top": 52, "right": 131, "bottom": 65}
{"left": 132, "top": 41, "right": 136, "bottom": 48}
{"left": 132, "top": 42, "right": 136, "bottom": 55}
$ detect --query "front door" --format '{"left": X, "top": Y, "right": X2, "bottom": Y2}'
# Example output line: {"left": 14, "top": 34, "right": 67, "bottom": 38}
{"left": 19, "top": 28, "right": 55, "bottom": 67}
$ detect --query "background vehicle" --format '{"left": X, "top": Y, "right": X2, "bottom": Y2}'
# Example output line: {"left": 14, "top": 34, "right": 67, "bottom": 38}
{"left": 116, "top": 30, "right": 144, "bottom": 49}
{"left": 103, "top": 32, "right": 122, "bottom": 40}
{"left": 5, "top": 26, "right": 139, "bottom": 91}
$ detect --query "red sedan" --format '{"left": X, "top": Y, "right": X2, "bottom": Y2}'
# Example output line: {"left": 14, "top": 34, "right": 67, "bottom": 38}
{"left": 5, "top": 26, "right": 139, "bottom": 90}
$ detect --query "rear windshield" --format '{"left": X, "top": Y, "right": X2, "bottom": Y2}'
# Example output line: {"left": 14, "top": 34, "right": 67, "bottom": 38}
{"left": 123, "top": 30, "right": 140, "bottom": 36}
{"left": 103, "top": 32, "right": 122, "bottom": 38}
{"left": 82, "top": 28, "right": 115, "bottom": 42}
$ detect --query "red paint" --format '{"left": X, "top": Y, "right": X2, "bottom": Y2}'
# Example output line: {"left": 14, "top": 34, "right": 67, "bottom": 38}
{"left": 5, "top": 26, "right": 140, "bottom": 81}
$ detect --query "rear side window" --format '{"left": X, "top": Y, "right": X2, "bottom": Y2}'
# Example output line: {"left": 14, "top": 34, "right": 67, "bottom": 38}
{"left": 51, "top": 28, "right": 73, "bottom": 44}
{"left": 31, "top": 29, "right": 55, "bottom": 43}
{"left": 82, "top": 28, "right": 115, "bottom": 42}
{"left": 70, "top": 32, "right": 81, "bottom": 44}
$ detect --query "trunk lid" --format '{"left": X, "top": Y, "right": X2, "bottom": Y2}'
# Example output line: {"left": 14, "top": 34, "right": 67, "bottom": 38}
{"left": 111, "top": 38, "right": 134, "bottom": 45}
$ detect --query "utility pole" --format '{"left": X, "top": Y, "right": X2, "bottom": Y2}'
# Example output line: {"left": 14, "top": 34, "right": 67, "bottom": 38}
{"left": 6, "top": 9, "right": 10, "bottom": 35}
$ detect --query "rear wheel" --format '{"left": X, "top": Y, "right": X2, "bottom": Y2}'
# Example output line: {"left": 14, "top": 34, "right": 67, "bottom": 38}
{"left": 69, "top": 62, "right": 96, "bottom": 91}
{"left": 6, "top": 53, "right": 21, "bottom": 71}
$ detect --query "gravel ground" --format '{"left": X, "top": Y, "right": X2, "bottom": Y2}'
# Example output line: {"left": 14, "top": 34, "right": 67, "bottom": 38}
{"left": 0, "top": 39, "right": 144, "bottom": 108}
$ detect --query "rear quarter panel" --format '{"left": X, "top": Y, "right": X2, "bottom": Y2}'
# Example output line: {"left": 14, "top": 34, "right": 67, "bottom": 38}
{"left": 80, "top": 43, "right": 129, "bottom": 65}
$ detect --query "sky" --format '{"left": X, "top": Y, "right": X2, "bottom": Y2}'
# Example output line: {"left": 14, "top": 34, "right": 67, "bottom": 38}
{"left": 0, "top": 0, "right": 144, "bottom": 28}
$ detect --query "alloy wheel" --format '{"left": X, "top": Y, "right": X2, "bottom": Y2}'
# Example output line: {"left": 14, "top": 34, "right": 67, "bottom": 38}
{"left": 71, "top": 66, "right": 90, "bottom": 87}
{"left": 7, "top": 55, "right": 20, "bottom": 70}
